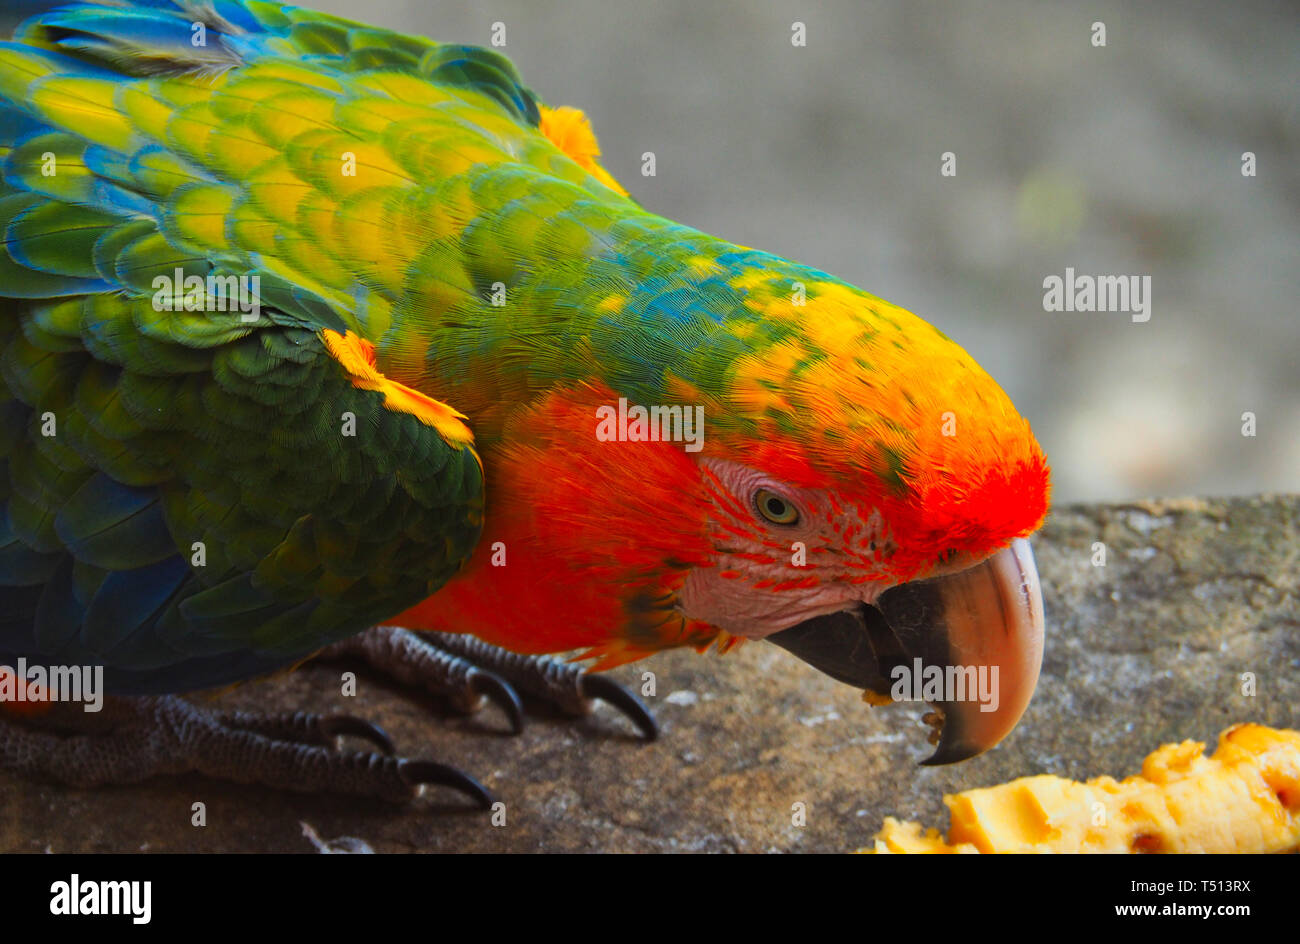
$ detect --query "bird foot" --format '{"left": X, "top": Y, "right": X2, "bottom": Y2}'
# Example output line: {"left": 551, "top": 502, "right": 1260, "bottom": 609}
{"left": 320, "top": 626, "right": 658, "bottom": 740}
{"left": 0, "top": 694, "right": 492, "bottom": 806}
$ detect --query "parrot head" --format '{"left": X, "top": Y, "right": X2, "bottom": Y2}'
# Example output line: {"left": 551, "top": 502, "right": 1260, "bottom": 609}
{"left": 396, "top": 256, "right": 1049, "bottom": 764}
{"left": 672, "top": 276, "right": 1051, "bottom": 763}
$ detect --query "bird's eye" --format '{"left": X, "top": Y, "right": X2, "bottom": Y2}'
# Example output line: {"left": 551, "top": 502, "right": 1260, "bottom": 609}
{"left": 754, "top": 488, "right": 800, "bottom": 526}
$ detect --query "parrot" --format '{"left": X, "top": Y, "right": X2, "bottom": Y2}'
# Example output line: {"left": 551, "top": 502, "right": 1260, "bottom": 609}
{"left": 0, "top": 0, "right": 1050, "bottom": 805}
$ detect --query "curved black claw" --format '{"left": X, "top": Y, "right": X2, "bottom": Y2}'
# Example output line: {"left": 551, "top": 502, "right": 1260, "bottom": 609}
{"left": 318, "top": 715, "right": 395, "bottom": 755}
{"left": 398, "top": 759, "right": 495, "bottom": 809}
{"left": 468, "top": 670, "right": 526, "bottom": 735}
{"left": 579, "top": 674, "right": 659, "bottom": 741}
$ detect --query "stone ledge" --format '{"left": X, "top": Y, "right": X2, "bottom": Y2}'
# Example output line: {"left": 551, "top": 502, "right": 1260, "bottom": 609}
{"left": 1, "top": 495, "right": 1295, "bottom": 852}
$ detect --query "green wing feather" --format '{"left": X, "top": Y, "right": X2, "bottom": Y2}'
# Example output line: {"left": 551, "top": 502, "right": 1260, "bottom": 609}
{"left": 0, "top": 1, "right": 500, "bottom": 691}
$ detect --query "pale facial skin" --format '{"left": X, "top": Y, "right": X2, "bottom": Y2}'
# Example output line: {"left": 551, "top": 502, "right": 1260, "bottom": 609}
{"left": 678, "top": 457, "right": 981, "bottom": 639}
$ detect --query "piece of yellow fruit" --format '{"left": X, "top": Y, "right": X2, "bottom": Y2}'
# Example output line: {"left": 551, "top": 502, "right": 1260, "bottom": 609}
{"left": 863, "top": 723, "right": 1300, "bottom": 853}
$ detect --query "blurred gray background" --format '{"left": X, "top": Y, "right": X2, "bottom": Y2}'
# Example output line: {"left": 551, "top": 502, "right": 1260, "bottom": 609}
{"left": 314, "top": 0, "right": 1300, "bottom": 503}
{"left": 10, "top": 0, "right": 1297, "bottom": 502}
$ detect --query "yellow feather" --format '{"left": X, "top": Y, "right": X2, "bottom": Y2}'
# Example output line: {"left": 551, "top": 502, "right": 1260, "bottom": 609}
{"left": 350, "top": 71, "right": 449, "bottom": 106}
{"left": 240, "top": 61, "right": 345, "bottom": 94}
{"left": 537, "top": 103, "right": 628, "bottom": 196}
{"left": 120, "top": 86, "right": 175, "bottom": 141}
{"left": 246, "top": 159, "right": 315, "bottom": 226}
{"left": 320, "top": 329, "right": 474, "bottom": 446}
{"left": 169, "top": 184, "right": 234, "bottom": 250}
{"left": 31, "top": 77, "right": 137, "bottom": 151}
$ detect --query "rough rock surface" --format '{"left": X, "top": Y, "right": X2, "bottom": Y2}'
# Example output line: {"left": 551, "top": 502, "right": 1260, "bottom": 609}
{"left": 1, "top": 496, "right": 1295, "bottom": 852}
